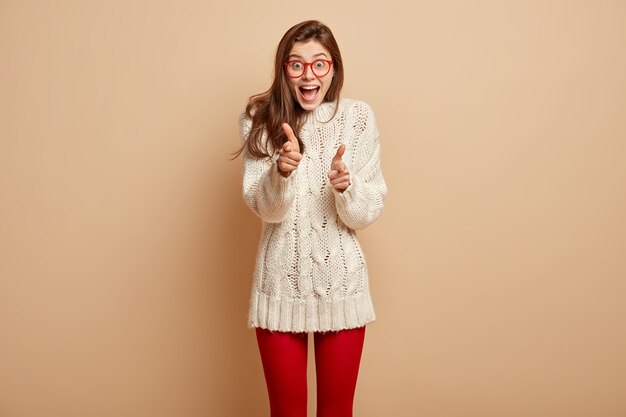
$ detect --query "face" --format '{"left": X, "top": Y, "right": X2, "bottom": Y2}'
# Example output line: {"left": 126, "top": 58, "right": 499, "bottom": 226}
{"left": 285, "top": 40, "right": 335, "bottom": 111}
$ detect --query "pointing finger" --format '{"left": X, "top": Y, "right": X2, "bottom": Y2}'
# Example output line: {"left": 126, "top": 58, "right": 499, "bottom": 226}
{"left": 282, "top": 123, "right": 300, "bottom": 153}
{"left": 333, "top": 144, "right": 346, "bottom": 161}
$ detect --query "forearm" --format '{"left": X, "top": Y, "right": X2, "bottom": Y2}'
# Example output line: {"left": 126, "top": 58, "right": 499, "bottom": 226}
{"left": 243, "top": 156, "right": 296, "bottom": 223}
{"left": 334, "top": 172, "right": 387, "bottom": 230}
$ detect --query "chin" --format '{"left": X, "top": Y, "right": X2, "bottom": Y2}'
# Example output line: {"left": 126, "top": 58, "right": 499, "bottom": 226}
{"left": 298, "top": 101, "right": 321, "bottom": 111}
{"left": 296, "top": 94, "right": 324, "bottom": 111}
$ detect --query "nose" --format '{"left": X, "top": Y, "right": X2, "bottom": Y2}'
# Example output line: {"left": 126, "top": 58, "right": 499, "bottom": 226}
{"left": 302, "top": 64, "right": 315, "bottom": 80}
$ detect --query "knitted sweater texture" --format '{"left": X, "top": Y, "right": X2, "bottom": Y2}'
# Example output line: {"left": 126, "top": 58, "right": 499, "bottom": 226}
{"left": 240, "top": 98, "right": 387, "bottom": 332}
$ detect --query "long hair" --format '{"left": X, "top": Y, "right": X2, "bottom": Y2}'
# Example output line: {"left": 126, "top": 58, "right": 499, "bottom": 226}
{"left": 235, "top": 20, "right": 344, "bottom": 159}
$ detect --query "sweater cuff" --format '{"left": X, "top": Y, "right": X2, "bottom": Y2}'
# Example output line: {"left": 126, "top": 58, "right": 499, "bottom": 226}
{"left": 333, "top": 175, "right": 357, "bottom": 204}
{"left": 270, "top": 159, "right": 296, "bottom": 197}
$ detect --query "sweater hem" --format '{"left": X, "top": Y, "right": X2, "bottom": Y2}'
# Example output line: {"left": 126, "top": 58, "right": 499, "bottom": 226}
{"left": 248, "top": 291, "right": 376, "bottom": 333}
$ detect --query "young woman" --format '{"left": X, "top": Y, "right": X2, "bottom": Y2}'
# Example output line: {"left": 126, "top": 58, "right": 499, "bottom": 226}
{"left": 237, "top": 20, "right": 387, "bottom": 417}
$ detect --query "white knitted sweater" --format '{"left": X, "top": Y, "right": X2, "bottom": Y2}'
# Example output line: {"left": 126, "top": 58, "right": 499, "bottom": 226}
{"left": 240, "top": 98, "right": 387, "bottom": 332}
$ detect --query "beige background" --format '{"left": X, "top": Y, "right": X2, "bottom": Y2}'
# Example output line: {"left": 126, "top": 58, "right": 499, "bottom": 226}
{"left": 1, "top": 1, "right": 625, "bottom": 416}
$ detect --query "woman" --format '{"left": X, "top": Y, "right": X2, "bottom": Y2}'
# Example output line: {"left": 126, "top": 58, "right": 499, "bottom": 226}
{"left": 236, "top": 20, "right": 387, "bottom": 417}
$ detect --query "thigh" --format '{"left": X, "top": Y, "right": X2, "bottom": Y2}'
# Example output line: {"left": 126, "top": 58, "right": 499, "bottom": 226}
{"left": 314, "top": 326, "right": 366, "bottom": 417}
{"left": 256, "top": 328, "right": 308, "bottom": 417}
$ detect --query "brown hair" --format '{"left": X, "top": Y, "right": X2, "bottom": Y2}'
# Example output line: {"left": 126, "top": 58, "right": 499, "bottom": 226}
{"left": 235, "top": 20, "right": 344, "bottom": 159}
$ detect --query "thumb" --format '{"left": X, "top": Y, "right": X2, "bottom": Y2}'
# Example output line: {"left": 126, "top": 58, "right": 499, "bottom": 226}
{"left": 282, "top": 123, "right": 300, "bottom": 153}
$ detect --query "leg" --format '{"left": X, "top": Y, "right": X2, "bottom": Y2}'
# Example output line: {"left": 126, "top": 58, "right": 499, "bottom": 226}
{"left": 314, "top": 326, "right": 366, "bottom": 417}
{"left": 256, "top": 328, "right": 308, "bottom": 417}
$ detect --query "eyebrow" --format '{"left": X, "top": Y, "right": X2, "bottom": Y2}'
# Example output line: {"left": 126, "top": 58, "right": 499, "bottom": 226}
{"left": 288, "top": 52, "right": 329, "bottom": 59}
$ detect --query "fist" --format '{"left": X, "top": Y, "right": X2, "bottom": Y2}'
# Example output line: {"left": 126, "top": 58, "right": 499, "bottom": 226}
{"left": 278, "top": 123, "right": 302, "bottom": 177}
{"left": 328, "top": 144, "right": 350, "bottom": 192}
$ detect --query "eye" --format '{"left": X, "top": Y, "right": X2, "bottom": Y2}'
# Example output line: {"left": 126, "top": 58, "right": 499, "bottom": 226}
{"left": 290, "top": 61, "right": 304, "bottom": 70}
{"left": 314, "top": 60, "right": 327, "bottom": 68}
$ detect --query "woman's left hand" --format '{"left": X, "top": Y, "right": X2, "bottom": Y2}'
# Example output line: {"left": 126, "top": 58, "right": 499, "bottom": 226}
{"left": 328, "top": 144, "right": 350, "bottom": 192}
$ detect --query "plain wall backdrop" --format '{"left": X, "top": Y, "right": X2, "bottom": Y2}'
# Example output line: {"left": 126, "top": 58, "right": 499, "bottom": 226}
{"left": 1, "top": 1, "right": 625, "bottom": 416}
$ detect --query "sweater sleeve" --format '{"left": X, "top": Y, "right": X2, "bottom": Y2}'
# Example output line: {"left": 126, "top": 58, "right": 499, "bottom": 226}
{"left": 240, "top": 112, "right": 296, "bottom": 223}
{"left": 333, "top": 104, "right": 388, "bottom": 230}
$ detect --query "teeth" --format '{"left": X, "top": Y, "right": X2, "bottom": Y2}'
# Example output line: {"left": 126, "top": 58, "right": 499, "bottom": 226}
{"left": 301, "top": 86, "right": 319, "bottom": 90}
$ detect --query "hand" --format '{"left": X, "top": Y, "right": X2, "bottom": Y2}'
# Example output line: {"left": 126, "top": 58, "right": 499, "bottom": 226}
{"left": 278, "top": 123, "right": 302, "bottom": 177}
{"left": 328, "top": 144, "right": 350, "bottom": 192}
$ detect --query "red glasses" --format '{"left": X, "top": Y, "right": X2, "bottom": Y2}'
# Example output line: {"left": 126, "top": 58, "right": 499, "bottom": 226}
{"left": 284, "top": 59, "right": 333, "bottom": 78}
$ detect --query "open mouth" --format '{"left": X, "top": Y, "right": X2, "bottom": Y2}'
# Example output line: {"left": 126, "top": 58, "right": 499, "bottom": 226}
{"left": 299, "top": 85, "right": 320, "bottom": 102}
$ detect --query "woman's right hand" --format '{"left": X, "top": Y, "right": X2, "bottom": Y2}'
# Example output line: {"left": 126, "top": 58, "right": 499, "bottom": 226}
{"left": 278, "top": 123, "right": 302, "bottom": 177}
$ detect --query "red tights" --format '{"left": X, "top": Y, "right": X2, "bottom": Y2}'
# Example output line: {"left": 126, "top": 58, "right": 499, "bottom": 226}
{"left": 255, "top": 326, "right": 366, "bottom": 417}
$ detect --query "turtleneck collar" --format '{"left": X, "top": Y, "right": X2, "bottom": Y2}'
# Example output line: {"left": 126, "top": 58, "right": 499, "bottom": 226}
{"left": 305, "top": 100, "right": 339, "bottom": 124}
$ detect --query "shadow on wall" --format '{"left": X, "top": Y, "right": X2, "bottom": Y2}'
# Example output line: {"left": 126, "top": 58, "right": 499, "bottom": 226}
{"left": 203, "top": 119, "right": 268, "bottom": 415}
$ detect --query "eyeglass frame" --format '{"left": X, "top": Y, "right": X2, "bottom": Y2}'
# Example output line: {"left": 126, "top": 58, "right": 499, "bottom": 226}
{"left": 283, "top": 59, "right": 333, "bottom": 78}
